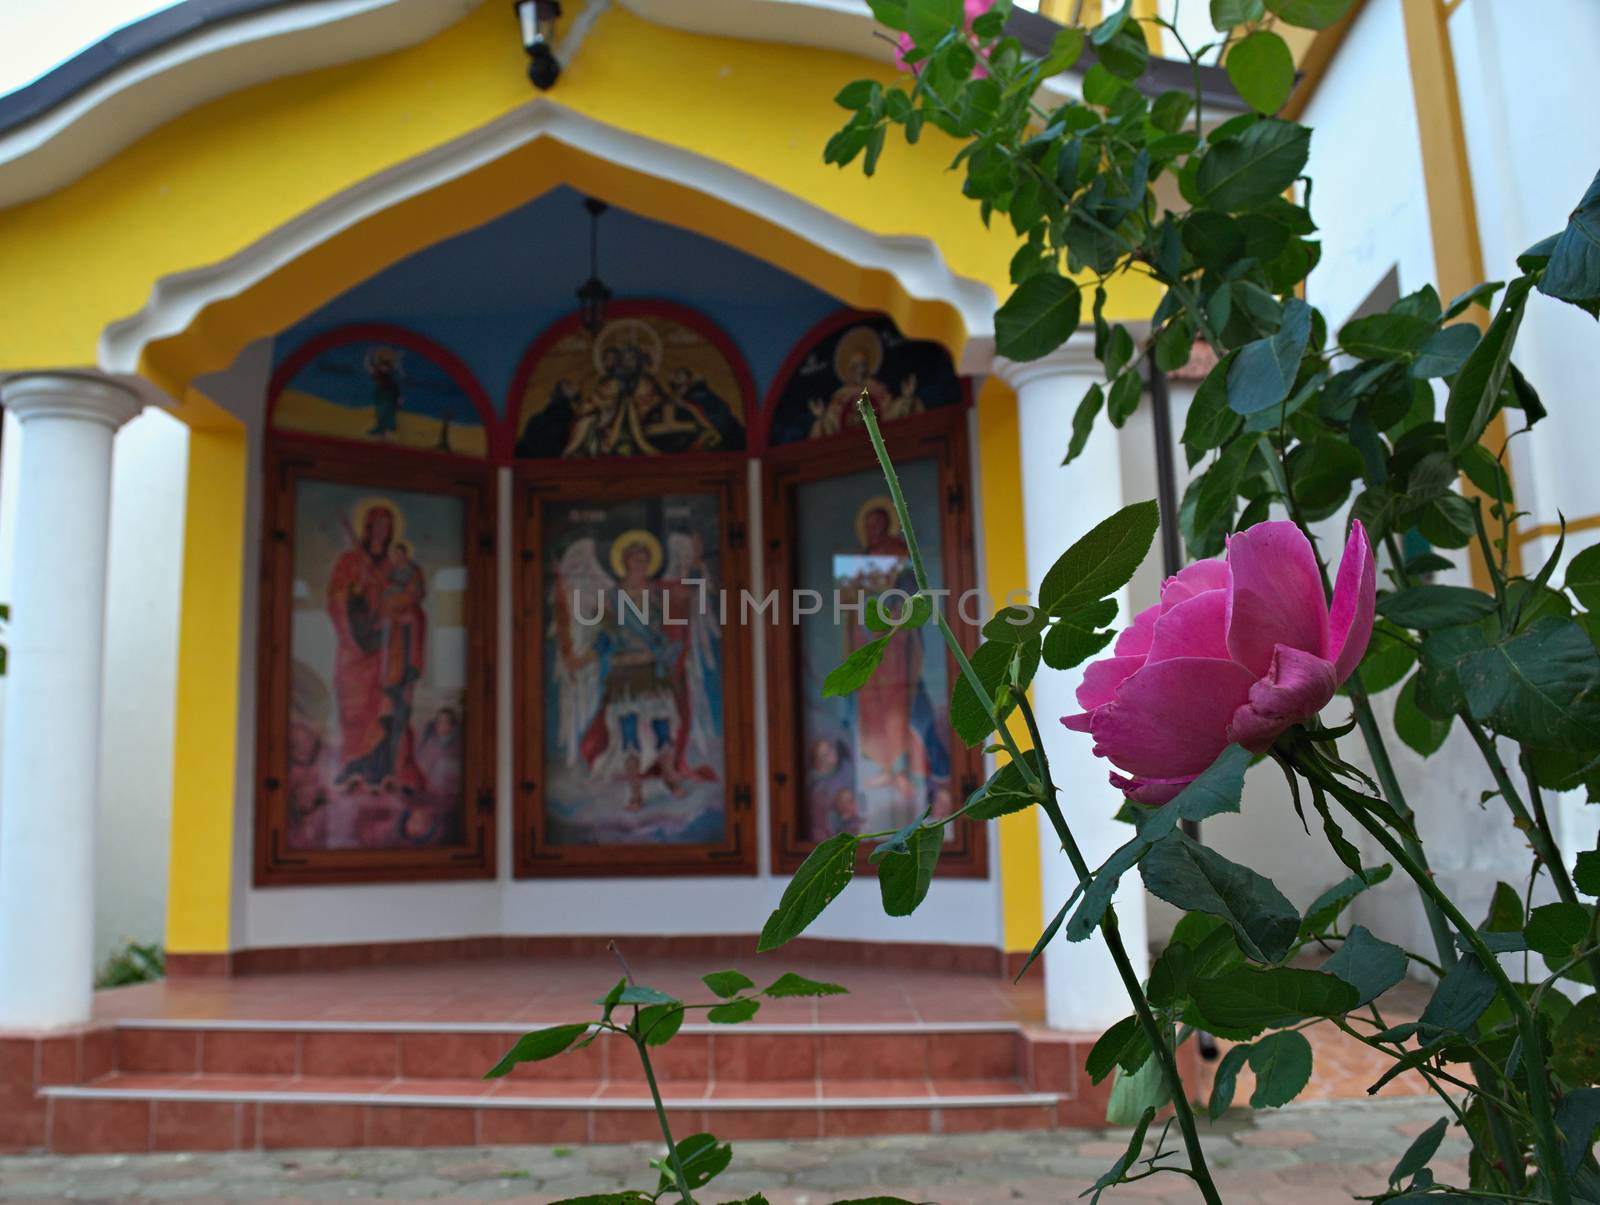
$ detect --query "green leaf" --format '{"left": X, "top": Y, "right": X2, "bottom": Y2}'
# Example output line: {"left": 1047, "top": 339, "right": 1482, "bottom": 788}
{"left": 1553, "top": 994, "right": 1600, "bottom": 1085}
{"left": 1525, "top": 901, "right": 1590, "bottom": 960}
{"left": 1347, "top": 619, "right": 1417, "bottom": 696}
{"left": 1086, "top": 1015, "right": 1145, "bottom": 1085}
{"left": 1211, "top": 0, "right": 1265, "bottom": 29}
{"left": 1227, "top": 298, "right": 1312, "bottom": 415}
{"left": 1444, "top": 280, "right": 1504, "bottom": 320}
{"left": 484, "top": 1023, "right": 591, "bottom": 1079}
{"left": 1410, "top": 323, "right": 1480, "bottom": 379}
{"left": 1444, "top": 275, "right": 1532, "bottom": 455}
{"left": 834, "top": 80, "right": 879, "bottom": 110}
{"left": 878, "top": 825, "right": 941, "bottom": 916}
{"left": 1557, "top": 1088, "right": 1600, "bottom": 1177}
{"left": 866, "top": 0, "right": 912, "bottom": 30}
{"left": 1095, "top": 14, "right": 1150, "bottom": 80}
{"left": 549, "top": 1193, "right": 655, "bottom": 1204}
{"left": 863, "top": 592, "right": 932, "bottom": 633}
{"left": 1037, "top": 500, "right": 1160, "bottom": 615}
{"left": 1106, "top": 368, "right": 1142, "bottom": 428}
{"left": 1566, "top": 543, "right": 1600, "bottom": 611}
{"left": 1247, "top": 1030, "right": 1313, "bottom": 1108}
{"left": 995, "top": 273, "right": 1082, "bottom": 361}
{"left": 1190, "top": 967, "right": 1358, "bottom": 1036}
{"left": 706, "top": 998, "right": 761, "bottom": 1024}
{"left": 1067, "top": 747, "right": 1253, "bottom": 942}
{"left": 823, "top": 635, "right": 891, "bottom": 697}
{"left": 1140, "top": 831, "right": 1300, "bottom": 963}
{"left": 1376, "top": 585, "right": 1497, "bottom": 629}
{"left": 1389, "top": 1117, "right": 1448, "bottom": 1186}
{"left": 1086, "top": 1104, "right": 1158, "bottom": 1201}
{"left": 702, "top": 970, "right": 755, "bottom": 999}
{"left": 949, "top": 639, "right": 1030, "bottom": 747}
{"left": 1063, "top": 383, "right": 1104, "bottom": 464}
{"left": 636, "top": 1003, "right": 685, "bottom": 1046}
{"left": 1458, "top": 618, "right": 1600, "bottom": 750}
{"left": 1419, "top": 954, "right": 1496, "bottom": 1033}
{"left": 1041, "top": 601, "right": 1119, "bottom": 670}
{"left": 1485, "top": 880, "right": 1525, "bottom": 931}
{"left": 1300, "top": 864, "right": 1392, "bottom": 935}
{"left": 1040, "top": 25, "right": 1087, "bottom": 76}
{"left": 1538, "top": 168, "right": 1600, "bottom": 312}
{"left": 1226, "top": 31, "right": 1295, "bottom": 114}
{"left": 964, "top": 756, "right": 1037, "bottom": 821}
{"left": 1395, "top": 674, "right": 1452, "bottom": 756}
{"left": 1197, "top": 118, "right": 1311, "bottom": 212}
{"left": 656, "top": 1133, "right": 732, "bottom": 1194}
{"left": 611, "top": 985, "right": 678, "bottom": 1006}
{"left": 1322, "top": 925, "right": 1408, "bottom": 1006}
{"left": 1208, "top": 1043, "right": 1251, "bottom": 1118}
{"left": 1150, "top": 89, "right": 1194, "bottom": 134}
{"left": 1338, "top": 311, "right": 1435, "bottom": 360}
{"left": 1264, "top": 0, "right": 1351, "bottom": 29}
{"left": 763, "top": 972, "right": 849, "bottom": 998}
{"left": 1183, "top": 352, "right": 1242, "bottom": 459}
{"left": 1576, "top": 851, "right": 1600, "bottom": 897}
{"left": 758, "top": 833, "right": 860, "bottom": 951}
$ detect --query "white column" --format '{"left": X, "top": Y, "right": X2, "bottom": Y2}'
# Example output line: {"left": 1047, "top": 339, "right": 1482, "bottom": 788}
{"left": 998, "top": 338, "right": 1149, "bottom": 1032}
{"left": 0, "top": 373, "right": 141, "bottom": 1028}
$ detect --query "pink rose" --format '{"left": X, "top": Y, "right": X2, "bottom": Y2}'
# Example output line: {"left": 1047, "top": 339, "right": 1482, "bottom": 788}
{"left": 1063, "top": 521, "right": 1376, "bottom": 804}
{"left": 895, "top": 0, "right": 994, "bottom": 75}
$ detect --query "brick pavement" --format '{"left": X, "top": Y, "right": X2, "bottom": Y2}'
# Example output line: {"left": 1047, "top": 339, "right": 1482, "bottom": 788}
{"left": 0, "top": 1095, "right": 1471, "bottom": 1203}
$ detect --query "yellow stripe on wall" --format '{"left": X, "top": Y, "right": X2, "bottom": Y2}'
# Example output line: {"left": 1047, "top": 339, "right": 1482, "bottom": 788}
{"left": 976, "top": 374, "right": 1043, "bottom": 953}
{"left": 165, "top": 418, "right": 248, "bottom": 954}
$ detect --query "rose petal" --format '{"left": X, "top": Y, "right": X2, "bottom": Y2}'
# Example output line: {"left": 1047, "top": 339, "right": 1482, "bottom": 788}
{"left": 1226, "top": 645, "right": 1340, "bottom": 752}
{"left": 1160, "top": 560, "right": 1230, "bottom": 611}
{"left": 1147, "top": 589, "right": 1231, "bottom": 664}
{"left": 1087, "top": 657, "right": 1256, "bottom": 779}
{"left": 1115, "top": 604, "right": 1161, "bottom": 657}
{"left": 1225, "top": 521, "right": 1329, "bottom": 678}
{"left": 1076, "top": 655, "right": 1147, "bottom": 712}
{"left": 1108, "top": 771, "right": 1197, "bottom": 805}
{"left": 1327, "top": 521, "right": 1377, "bottom": 683}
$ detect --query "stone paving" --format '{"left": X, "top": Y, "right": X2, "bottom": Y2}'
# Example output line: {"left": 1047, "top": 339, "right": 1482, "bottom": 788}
{"left": 0, "top": 1095, "right": 1469, "bottom": 1203}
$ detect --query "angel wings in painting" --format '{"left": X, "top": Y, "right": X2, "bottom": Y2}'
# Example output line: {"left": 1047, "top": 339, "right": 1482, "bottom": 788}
{"left": 549, "top": 528, "right": 721, "bottom": 813}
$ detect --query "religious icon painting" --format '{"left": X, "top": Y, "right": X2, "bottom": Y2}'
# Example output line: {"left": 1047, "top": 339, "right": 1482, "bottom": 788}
{"left": 513, "top": 463, "right": 755, "bottom": 876}
{"left": 267, "top": 325, "right": 498, "bottom": 460}
{"left": 762, "top": 310, "right": 968, "bottom": 448}
{"left": 508, "top": 301, "right": 753, "bottom": 460}
{"left": 254, "top": 446, "right": 496, "bottom": 885}
{"left": 763, "top": 410, "right": 985, "bottom": 876}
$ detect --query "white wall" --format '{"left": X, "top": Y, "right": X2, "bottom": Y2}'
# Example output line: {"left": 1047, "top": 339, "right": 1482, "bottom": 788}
{"left": 196, "top": 344, "right": 1006, "bottom": 954}
{"left": 0, "top": 403, "right": 188, "bottom": 969}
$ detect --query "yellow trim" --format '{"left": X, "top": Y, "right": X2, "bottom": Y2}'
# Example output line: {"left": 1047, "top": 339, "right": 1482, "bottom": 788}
{"left": 1282, "top": 0, "right": 1368, "bottom": 122}
{"left": 165, "top": 415, "right": 248, "bottom": 954}
{"left": 1401, "top": 0, "right": 1520, "bottom": 583}
{"left": 976, "top": 375, "right": 1042, "bottom": 953}
{"left": 1517, "top": 515, "right": 1600, "bottom": 547}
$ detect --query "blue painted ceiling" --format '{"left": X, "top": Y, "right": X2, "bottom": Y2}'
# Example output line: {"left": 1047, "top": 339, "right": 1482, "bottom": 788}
{"left": 272, "top": 185, "right": 843, "bottom": 413}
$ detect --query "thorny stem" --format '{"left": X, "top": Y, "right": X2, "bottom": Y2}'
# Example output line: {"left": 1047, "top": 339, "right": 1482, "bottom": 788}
{"left": 855, "top": 391, "right": 1042, "bottom": 795}
{"left": 1296, "top": 748, "right": 1572, "bottom": 1205}
{"left": 858, "top": 389, "right": 1223, "bottom": 1205}
{"left": 610, "top": 943, "right": 696, "bottom": 1203}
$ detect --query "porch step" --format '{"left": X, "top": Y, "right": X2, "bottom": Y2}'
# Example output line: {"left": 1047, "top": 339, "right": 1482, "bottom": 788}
{"left": 40, "top": 1070, "right": 1068, "bottom": 1150}
{"left": 6, "top": 1019, "right": 1119, "bottom": 1152}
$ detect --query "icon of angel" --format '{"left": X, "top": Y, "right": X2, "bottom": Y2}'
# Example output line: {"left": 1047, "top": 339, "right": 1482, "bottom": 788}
{"left": 548, "top": 526, "right": 722, "bottom": 812}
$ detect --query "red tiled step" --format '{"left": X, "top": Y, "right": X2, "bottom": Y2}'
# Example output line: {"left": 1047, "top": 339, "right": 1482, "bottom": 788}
{"left": 39, "top": 1072, "right": 1070, "bottom": 1151}
{"left": 108, "top": 1021, "right": 1036, "bottom": 1085}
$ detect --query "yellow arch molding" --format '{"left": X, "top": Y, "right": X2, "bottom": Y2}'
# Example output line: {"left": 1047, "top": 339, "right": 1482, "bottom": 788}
{"left": 0, "top": 1, "right": 1161, "bottom": 397}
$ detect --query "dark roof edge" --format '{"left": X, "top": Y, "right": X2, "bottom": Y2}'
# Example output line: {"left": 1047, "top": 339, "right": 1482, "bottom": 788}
{"left": 1005, "top": 9, "right": 1249, "bottom": 112}
{"left": 0, "top": 0, "right": 291, "bottom": 138}
{"left": 0, "top": 2, "right": 1247, "bottom": 143}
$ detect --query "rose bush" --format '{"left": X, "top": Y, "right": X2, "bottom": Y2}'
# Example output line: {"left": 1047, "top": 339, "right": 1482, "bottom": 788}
{"left": 1065, "top": 521, "right": 1375, "bottom": 801}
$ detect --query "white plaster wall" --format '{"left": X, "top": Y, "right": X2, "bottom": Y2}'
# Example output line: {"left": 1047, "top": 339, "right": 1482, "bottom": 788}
{"left": 203, "top": 343, "right": 1004, "bottom": 953}
{"left": 0, "top": 403, "right": 187, "bottom": 968}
